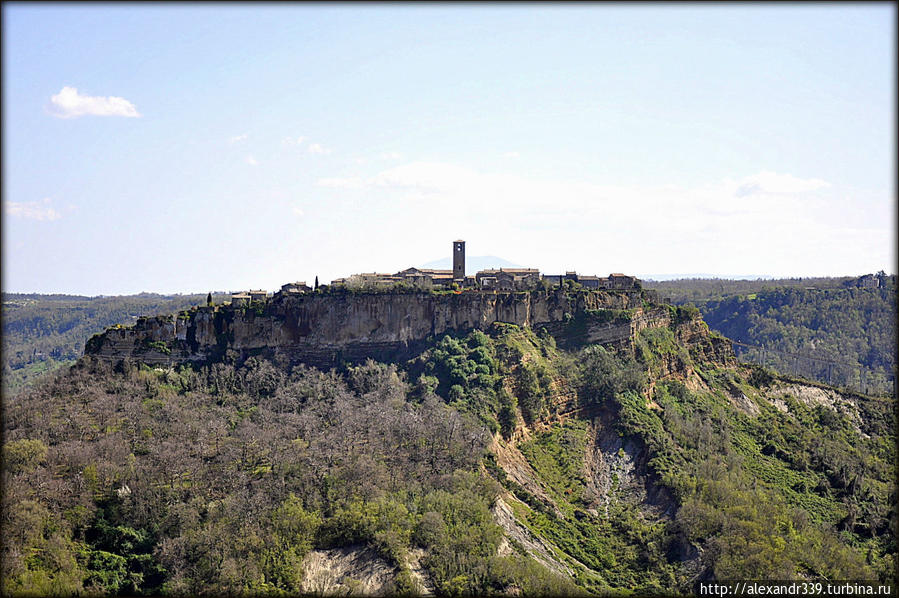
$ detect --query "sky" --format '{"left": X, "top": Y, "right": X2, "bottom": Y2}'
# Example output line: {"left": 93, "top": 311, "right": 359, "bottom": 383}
{"left": 2, "top": 3, "right": 895, "bottom": 295}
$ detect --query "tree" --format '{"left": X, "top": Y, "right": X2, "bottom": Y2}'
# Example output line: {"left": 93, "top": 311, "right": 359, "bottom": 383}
{"left": 206, "top": 292, "right": 212, "bottom": 306}
{"left": 578, "top": 346, "right": 645, "bottom": 405}
{"left": 314, "top": 276, "right": 319, "bottom": 290}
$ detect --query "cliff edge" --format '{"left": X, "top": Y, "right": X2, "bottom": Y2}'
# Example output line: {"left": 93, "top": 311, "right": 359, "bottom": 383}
{"left": 84, "top": 288, "right": 727, "bottom": 369}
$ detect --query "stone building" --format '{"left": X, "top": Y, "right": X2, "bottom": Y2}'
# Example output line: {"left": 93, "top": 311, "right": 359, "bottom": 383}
{"left": 356, "top": 273, "right": 403, "bottom": 288}
{"left": 231, "top": 292, "right": 251, "bottom": 307}
{"left": 855, "top": 274, "right": 880, "bottom": 288}
{"left": 476, "top": 268, "right": 540, "bottom": 290}
{"left": 281, "top": 281, "right": 312, "bottom": 294}
{"left": 395, "top": 267, "right": 454, "bottom": 288}
{"left": 608, "top": 273, "right": 638, "bottom": 290}
{"left": 579, "top": 275, "right": 601, "bottom": 289}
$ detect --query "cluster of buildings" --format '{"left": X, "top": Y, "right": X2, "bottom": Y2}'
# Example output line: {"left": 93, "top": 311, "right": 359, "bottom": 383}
{"left": 329, "top": 240, "right": 639, "bottom": 292}
{"left": 229, "top": 240, "right": 640, "bottom": 305}
{"left": 231, "top": 283, "right": 310, "bottom": 306}
{"left": 229, "top": 289, "right": 270, "bottom": 307}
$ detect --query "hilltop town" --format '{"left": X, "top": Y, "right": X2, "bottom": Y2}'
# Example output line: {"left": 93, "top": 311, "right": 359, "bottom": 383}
{"left": 230, "top": 240, "right": 640, "bottom": 305}
{"left": 83, "top": 240, "right": 662, "bottom": 370}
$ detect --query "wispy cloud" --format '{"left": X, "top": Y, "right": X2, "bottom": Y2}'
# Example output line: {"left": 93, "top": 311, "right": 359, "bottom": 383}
{"left": 246, "top": 155, "right": 258, "bottom": 166}
{"left": 308, "top": 143, "right": 331, "bottom": 155}
{"left": 321, "top": 164, "right": 831, "bottom": 213}
{"left": 5, "top": 198, "right": 62, "bottom": 221}
{"left": 282, "top": 136, "right": 305, "bottom": 147}
{"left": 503, "top": 151, "right": 521, "bottom": 158}
{"left": 315, "top": 163, "right": 860, "bottom": 276}
{"left": 318, "top": 177, "right": 365, "bottom": 190}
{"left": 380, "top": 151, "right": 402, "bottom": 160}
{"left": 292, "top": 207, "right": 305, "bottom": 217}
{"left": 318, "top": 162, "right": 475, "bottom": 195}
{"left": 49, "top": 86, "right": 141, "bottom": 119}
{"left": 229, "top": 134, "right": 248, "bottom": 144}
{"left": 734, "top": 170, "right": 831, "bottom": 197}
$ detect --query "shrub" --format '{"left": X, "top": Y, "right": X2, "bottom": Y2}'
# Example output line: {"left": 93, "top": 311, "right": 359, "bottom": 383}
{"left": 448, "top": 385, "right": 465, "bottom": 402}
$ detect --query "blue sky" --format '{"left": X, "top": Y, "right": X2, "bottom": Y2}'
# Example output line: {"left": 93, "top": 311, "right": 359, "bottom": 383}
{"left": 3, "top": 4, "right": 895, "bottom": 295}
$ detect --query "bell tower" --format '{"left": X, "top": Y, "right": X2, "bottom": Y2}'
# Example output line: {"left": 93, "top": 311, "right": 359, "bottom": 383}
{"left": 453, "top": 240, "right": 465, "bottom": 283}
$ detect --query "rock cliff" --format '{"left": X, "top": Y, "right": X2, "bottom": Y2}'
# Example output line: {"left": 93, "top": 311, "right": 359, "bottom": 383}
{"left": 84, "top": 288, "right": 702, "bottom": 368}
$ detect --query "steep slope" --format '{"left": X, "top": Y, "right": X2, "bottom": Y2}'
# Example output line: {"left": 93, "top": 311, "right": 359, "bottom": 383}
{"left": 645, "top": 276, "right": 896, "bottom": 395}
{"left": 499, "top": 329, "right": 892, "bottom": 589}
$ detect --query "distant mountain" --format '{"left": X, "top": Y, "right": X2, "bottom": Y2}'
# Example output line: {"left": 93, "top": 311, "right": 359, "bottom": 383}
{"left": 420, "top": 255, "right": 520, "bottom": 271}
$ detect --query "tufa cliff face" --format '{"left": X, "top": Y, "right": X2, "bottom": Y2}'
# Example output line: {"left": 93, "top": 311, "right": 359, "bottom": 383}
{"left": 84, "top": 289, "right": 721, "bottom": 369}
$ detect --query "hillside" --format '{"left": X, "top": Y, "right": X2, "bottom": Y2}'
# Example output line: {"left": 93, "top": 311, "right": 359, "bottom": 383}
{"left": 645, "top": 275, "right": 896, "bottom": 395}
{"left": 3, "top": 295, "right": 894, "bottom": 595}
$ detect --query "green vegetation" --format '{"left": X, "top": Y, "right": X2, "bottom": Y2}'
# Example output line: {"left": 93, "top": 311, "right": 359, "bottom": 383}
{"left": 141, "top": 340, "right": 172, "bottom": 355}
{"left": 2, "top": 293, "right": 227, "bottom": 396}
{"left": 519, "top": 420, "right": 589, "bottom": 511}
{"left": 609, "top": 335, "right": 895, "bottom": 583}
{"left": 2, "top": 288, "right": 894, "bottom": 595}
{"left": 645, "top": 275, "right": 896, "bottom": 395}
{"left": 3, "top": 357, "right": 576, "bottom": 596}
{"left": 644, "top": 275, "right": 871, "bottom": 304}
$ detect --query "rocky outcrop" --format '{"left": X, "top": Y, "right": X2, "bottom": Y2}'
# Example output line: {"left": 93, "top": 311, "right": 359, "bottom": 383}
{"left": 83, "top": 289, "right": 673, "bottom": 369}
{"left": 300, "top": 545, "right": 397, "bottom": 596}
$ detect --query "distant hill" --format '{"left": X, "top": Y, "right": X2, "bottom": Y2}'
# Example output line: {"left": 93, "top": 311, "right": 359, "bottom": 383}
{"left": 645, "top": 274, "right": 896, "bottom": 395}
{"left": 420, "top": 255, "right": 520, "bottom": 271}
{"left": 2, "top": 292, "right": 229, "bottom": 396}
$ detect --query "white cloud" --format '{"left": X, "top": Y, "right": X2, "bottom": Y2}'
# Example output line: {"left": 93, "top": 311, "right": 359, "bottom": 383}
{"left": 229, "top": 134, "right": 248, "bottom": 144}
{"left": 292, "top": 207, "right": 305, "bottom": 217}
{"left": 308, "top": 143, "right": 331, "bottom": 155}
{"left": 380, "top": 152, "right": 402, "bottom": 160}
{"left": 282, "top": 136, "right": 305, "bottom": 146}
{"left": 246, "top": 155, "right": 258, "bottom": 166}
{"left": 49, "top": 86, "right": 140, "bottom": 119}
{"left": 503, "top": 151, "right": 521, "bottom": 158}
{"left": 5, "top": 198, "right": 62, "bottom": 221}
